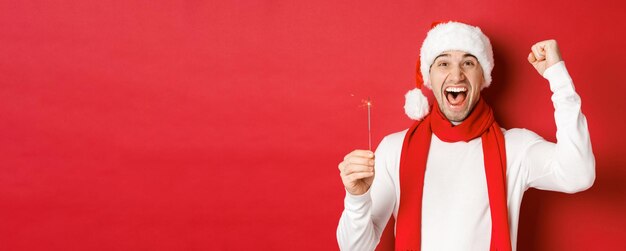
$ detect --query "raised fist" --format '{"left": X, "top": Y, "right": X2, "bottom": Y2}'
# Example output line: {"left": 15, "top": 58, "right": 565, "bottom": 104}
{"left": 527, "top": 39, "right": 563, "bottom": 76}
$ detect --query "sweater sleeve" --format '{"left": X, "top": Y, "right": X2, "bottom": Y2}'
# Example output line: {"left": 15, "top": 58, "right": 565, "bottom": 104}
{"left": 523, "top": 61, "right": 596, "bottom": 193}
{"left": 337, "top": 136, "right": 397, "bottom": 251}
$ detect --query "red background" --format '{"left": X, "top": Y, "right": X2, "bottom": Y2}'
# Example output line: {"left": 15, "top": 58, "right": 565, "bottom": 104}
{"left": 1, "top": 0, "right": 625, "bottom": 250}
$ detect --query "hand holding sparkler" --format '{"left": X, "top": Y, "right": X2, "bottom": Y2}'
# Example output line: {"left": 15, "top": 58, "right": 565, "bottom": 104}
{"left": 338, "top": 150, "right": 375, "bottom": 195}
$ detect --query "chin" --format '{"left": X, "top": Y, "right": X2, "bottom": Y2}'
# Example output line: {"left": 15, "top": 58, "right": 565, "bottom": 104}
{"left": 445, "top": 112, "right": 469, "bottom": 122}
{"left": 442, "top": 106, "right": 469, "bottom": 122}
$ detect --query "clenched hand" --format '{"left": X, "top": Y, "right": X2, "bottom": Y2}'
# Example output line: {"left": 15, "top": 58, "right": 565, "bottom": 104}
{"left": 528, "top": 39, "right": 563, "bottom": 76}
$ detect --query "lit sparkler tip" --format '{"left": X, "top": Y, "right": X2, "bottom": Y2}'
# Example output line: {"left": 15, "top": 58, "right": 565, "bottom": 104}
{"left": 361, "top": 98, "right": 373, "bottom": 108}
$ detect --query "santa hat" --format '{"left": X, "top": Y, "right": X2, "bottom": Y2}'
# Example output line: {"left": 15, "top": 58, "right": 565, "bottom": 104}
{"left": 404, "top": 21, "right": 494, "bottom": 120}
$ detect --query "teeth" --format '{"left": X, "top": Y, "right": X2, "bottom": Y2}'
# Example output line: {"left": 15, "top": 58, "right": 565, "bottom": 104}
{"left": 445, "top": 87, "right": 467, "bottom": 93}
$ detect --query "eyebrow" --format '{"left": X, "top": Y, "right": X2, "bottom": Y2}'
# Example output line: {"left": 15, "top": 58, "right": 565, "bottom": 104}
{"left": 433, "top": 53, "right": 478, "bottom": 62}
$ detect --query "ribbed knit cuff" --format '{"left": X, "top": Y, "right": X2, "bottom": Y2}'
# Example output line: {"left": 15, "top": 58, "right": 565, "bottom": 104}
{"left": 344, "top": 189, "right": 372, "bottom": 213}
{"left": 543, "top": 61, "right": 574, "bottom": 93}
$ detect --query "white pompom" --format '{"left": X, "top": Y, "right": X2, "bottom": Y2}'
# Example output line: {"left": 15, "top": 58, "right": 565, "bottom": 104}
{"left": 404, "top": 88, "right": 430, "bottom": 120}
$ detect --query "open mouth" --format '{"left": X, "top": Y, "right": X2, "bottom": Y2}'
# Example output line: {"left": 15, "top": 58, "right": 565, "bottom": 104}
{"left": 444, "top": 86, "right": 468, "bottom": 107}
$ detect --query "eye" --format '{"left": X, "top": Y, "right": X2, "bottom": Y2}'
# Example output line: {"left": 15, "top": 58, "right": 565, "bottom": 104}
{"left": 463, "top": 61, "right": 475, "bottom": 66}
{"left": 437, "top": 62, "right": 448, "bottom": 67}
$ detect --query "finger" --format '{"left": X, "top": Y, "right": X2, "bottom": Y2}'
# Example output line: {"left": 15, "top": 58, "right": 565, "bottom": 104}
{"left": 531, "top": 45, "right": 544, "bottom": 60}
{"left": 345, "top": 150, "right": 374, "bottom": 160}
{"left": 338, "top": 160, "right": 373, "bottom": 174}
{"left": 342, "top": 162, "right": 373, "bottom": 175}
{"left": 345, "top": 171, "right": 374, "bottom": 182}
{"left": 545, "top": 40, "right": 562, "bottom": 62}
{"left": 527, "top": 52, "right": 537, "bottom": 64}
{"left": 531, "top": 44, "right": 545, "bottom": 61}
{"left": 543, "top": 39, "right": 557, "bottom": 52}
{"left": 341, "top": 156, "right": 373, "bottom": 173}
{"left": 345, "top": 156, "right": 375, "bottom": 166}
{"left": 342, "top": 164, "right": 374, "bottom": 176}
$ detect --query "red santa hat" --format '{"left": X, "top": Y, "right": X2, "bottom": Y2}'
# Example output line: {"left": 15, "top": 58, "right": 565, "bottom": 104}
{"left": 404, "top": 21, "right": 494, "bottom": 120}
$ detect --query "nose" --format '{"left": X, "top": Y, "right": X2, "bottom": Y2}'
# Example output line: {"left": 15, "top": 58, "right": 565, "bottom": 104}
{"left": 448, "top": 65, "right": 466, "bottom": 82}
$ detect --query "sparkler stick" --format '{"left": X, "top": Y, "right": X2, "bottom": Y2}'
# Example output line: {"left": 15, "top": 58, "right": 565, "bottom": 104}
{"left": 355, "top": 94, "right": 373, "bottom": 151}
{"left": 365, "top": 98, "right": 372, "bottom": 150}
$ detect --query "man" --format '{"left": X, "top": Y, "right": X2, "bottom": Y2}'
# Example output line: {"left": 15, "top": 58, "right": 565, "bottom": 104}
{"left": 336, "top": 21, "right": 595, "bottom": 251}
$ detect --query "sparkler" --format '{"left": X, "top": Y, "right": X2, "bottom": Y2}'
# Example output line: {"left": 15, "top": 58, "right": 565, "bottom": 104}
{"left": 362, "top": 97, "right": 372, "bottom": 150}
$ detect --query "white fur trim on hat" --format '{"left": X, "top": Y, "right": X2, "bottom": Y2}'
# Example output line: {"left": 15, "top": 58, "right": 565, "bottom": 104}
{"left": 404, "top": 88, "right": 430, "bottom": 120}
{"left": 420, "top": 21, "right": 494, "bottom": 89}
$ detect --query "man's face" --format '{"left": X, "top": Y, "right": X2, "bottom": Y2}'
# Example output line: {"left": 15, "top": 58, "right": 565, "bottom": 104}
{"left": 429, "top": 50, "right": 485, "bottom": 122}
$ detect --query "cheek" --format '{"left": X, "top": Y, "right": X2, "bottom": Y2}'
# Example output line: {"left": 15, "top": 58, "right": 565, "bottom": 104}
{"left": 468, "top": 69, "right": 484, "bottom": 84}
{"left": 468, "top": 74, "right": 484, "bottom": 89}
{"left": 430, "top": 83, "right": 443, "bottom": 96}
{"left": 430, "top": 73, "right": 444, "bottom": 87}
{"left": 429, "top": 70, "right": 445, "bottom": 83}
